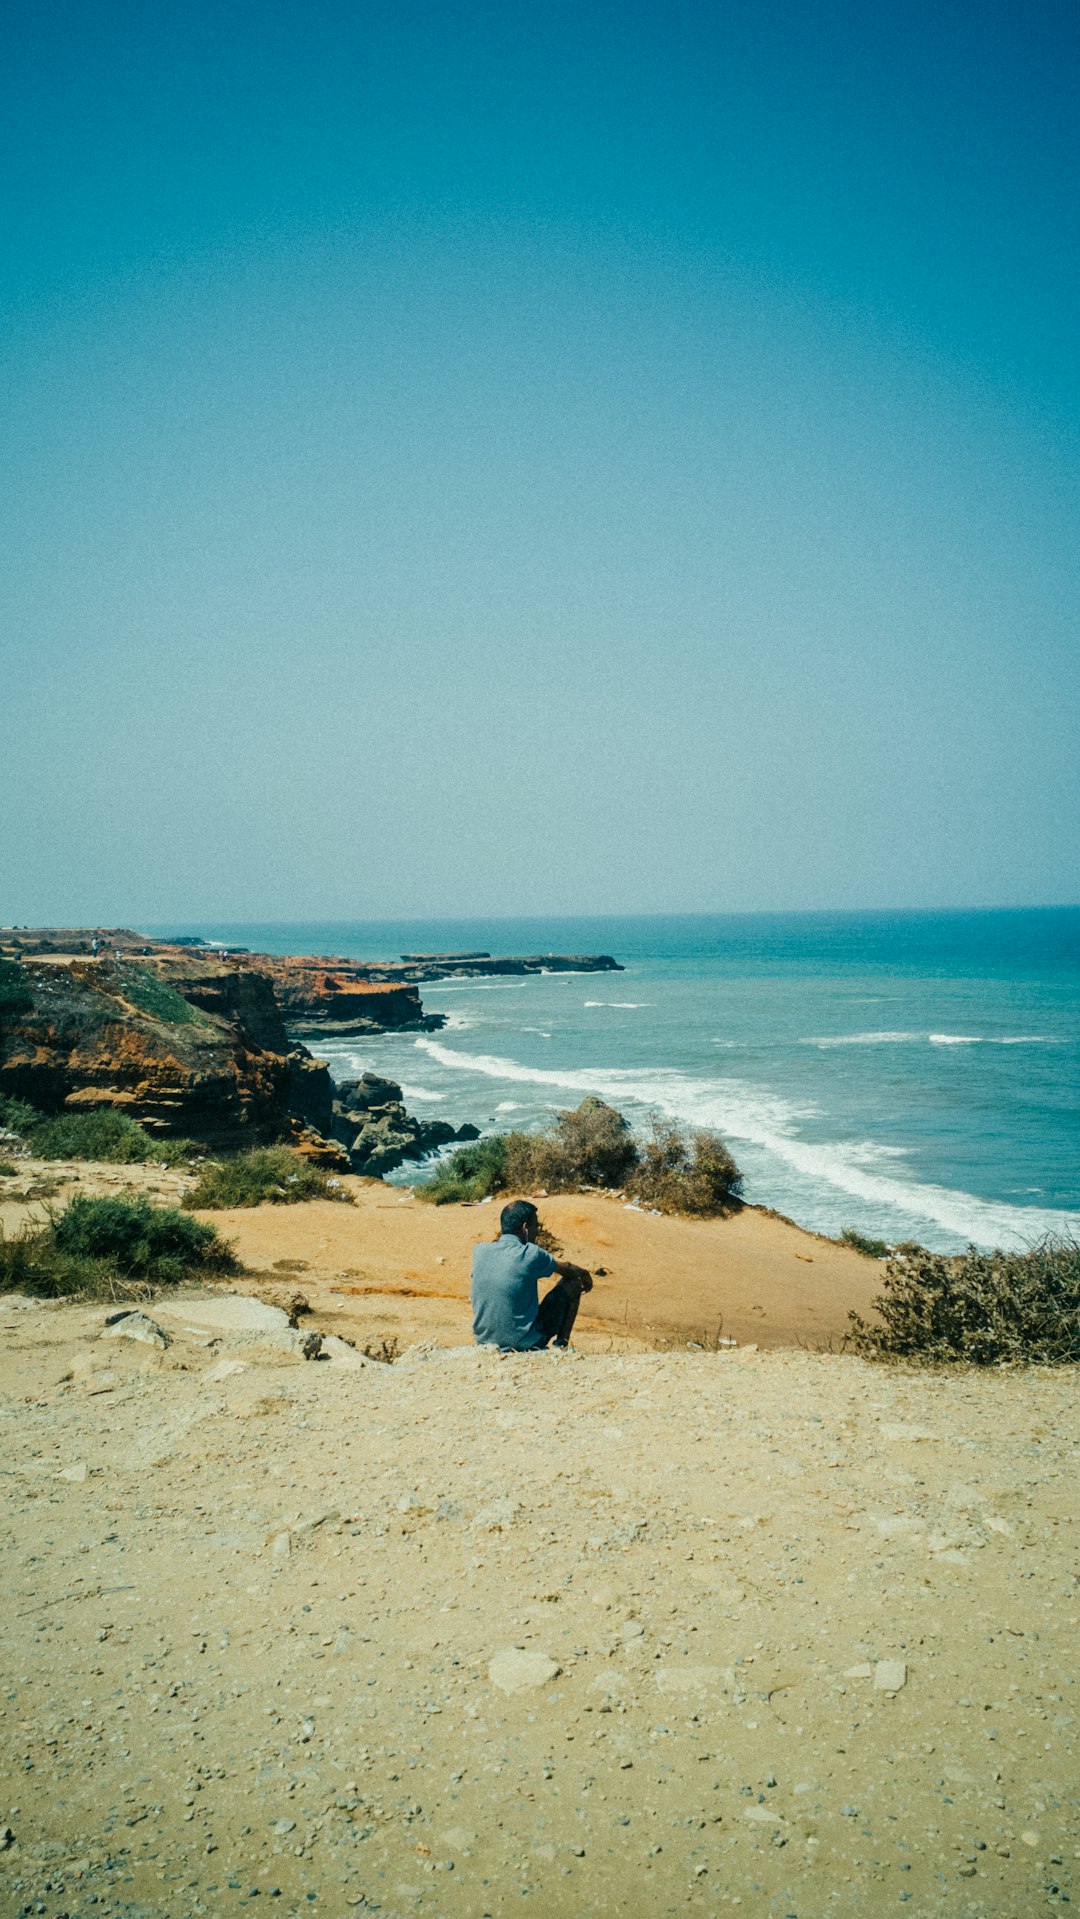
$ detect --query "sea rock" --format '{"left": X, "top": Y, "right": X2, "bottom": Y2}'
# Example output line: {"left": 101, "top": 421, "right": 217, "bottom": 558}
{"left": 330, "top": 1074, "right": 480, "bottom": 1176}
{"left": 488, "top": 1648, "right": 561, "bottom": 1694}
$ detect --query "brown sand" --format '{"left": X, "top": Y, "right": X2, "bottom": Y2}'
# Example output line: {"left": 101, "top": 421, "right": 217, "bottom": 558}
{"left": 0, "top": 1162, "right": 885, "bottom": 1355}
{"left": 190, "top": 1183, "right": 886, "bottom": 1356}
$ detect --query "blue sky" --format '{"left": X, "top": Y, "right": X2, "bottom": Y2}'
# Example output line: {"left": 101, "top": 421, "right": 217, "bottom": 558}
{"left": 2, "top": 0, "right": 1077, "bottom": 921}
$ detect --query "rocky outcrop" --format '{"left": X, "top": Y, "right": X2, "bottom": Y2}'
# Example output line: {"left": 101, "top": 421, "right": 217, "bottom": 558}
{"left": 331, "top": 1073, "right": 480, "bottom": 1177}
{"left": 0, "top": 954, "right": 334, "bottom": 1151}
{"left": 393, "top": 952, "right": 624, "bottom": 979}
{"left": 234, "top": 957, "right": 444, "bottom": 1038}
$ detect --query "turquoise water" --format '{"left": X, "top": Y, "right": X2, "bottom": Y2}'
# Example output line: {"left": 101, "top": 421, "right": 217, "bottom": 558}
{"left": 150, "top": 911, "right": 1080, "bottom": 1253}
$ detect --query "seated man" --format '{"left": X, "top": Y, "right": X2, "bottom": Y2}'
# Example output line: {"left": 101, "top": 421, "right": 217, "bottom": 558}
{"left": 471, "top": 1199, "right": 592, "bottom": 1351}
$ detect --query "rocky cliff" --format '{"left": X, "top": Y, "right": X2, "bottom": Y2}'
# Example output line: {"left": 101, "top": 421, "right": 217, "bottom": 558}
{"left": 237, "top": 957, "right": 441, "bottom": 1038}
{"left": 0, "top": 954, "right": 333, "bottom": 1150}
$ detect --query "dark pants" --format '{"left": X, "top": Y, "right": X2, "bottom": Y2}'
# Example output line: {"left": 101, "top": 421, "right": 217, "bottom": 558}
{"left": 536, "top": 1274, "right": 584, "bottom": 1348}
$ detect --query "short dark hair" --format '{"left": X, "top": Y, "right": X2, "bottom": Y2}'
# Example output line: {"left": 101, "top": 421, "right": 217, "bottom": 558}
{"left": 500, "top": 1199, "right": 539, "bottom": 1237}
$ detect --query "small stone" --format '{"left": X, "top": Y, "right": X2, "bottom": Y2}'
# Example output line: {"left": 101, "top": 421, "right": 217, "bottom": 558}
{"left": 472, "top": 1498, "right": 521, "bottom": 1533}
{"left": 271, "top": 1532, "right": 291, "bottom": 1563}
{"left": 744, "top": 1807, "right": 782, "bottom": 1824}
{"left": 489, "top": 1648, "right": 561, "bottom": 1694}
{"left": 103, "top": 1311, "right": 169, "bottom": 1349}
{"left": 57, "top": 1463, "right": 89, "bottom": 1483}
{"left": 874, "top": 1660, "right": 907, "bottom": 1693}
{"left": 844, "top": 1663, "right": 872, "bottom": 1680}
{"left": 1021, "top": 1832, "right": 1038, "bottom": 1848}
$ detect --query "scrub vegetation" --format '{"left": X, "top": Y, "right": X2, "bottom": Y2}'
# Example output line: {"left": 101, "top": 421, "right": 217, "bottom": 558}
{"left": 0, "top": 1196, "right": 237, "bottom": 1300}
{"left": 0, "top": 1095, "right": 198, "bottom": 1167}
{"left": 840, "top": 1226, "right": 892, "bottom": 1258}
{"left": 419, "top": 1096, "right": 743, "bottom": 1217}
{"left": 184, "top": 1146, "right": 349, "bottom": 1210}
{"left": 847, "top": 1237, "right": 1080, "bottom": 1365}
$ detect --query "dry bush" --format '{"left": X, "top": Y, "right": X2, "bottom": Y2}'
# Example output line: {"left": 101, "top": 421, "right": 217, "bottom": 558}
{"left": 847, "top": 1238, "right": 1080, "bottom": 1366}
{"left": 626, "top": 1118, "right": 744, "bottom": 1216}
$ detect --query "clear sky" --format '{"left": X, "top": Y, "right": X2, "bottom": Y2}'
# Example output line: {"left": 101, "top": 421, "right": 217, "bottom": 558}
{"left": 2, "top": 0, "right": 1078, "bottom": 923}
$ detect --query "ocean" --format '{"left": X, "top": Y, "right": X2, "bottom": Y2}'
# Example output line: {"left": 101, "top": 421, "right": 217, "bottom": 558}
{"left": 149, "top": 910, "right": 1080, "bottom": 1254}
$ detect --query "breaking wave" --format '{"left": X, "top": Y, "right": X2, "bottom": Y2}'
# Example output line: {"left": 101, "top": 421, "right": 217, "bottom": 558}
{"left": 804, "top": 1030, "right": 1057, "bottom": 1049}
{"left": 413, "top": 1036, "right": 1079, "bottom": 1251}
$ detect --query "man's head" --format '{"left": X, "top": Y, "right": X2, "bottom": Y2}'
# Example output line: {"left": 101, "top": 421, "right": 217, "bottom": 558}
{"left": 500, "top": 1198, "right": 540, "bottom": 1242}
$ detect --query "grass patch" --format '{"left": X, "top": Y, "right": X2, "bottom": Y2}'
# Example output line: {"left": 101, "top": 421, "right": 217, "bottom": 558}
{"left": 419, "top": 1098, "right": 743, "bottom": 1217}
{"left": 0, "top": 1195, "right": 237, "bottom": 1300}
{"left": 116, "top": 963, "right": 204, "bottom": 1027}
{"left": 184, "top": 1146, "right": 348, "bottom": 1209}
{"left": 25, "top": 1107, "right": 198, "bottom": 1167}
{"left": 840, "top": 1226, "right": 892, "bottom": 1259}
{"left": 1, "top": 1093, "right": 198, "bottom": 1166}
{"left": 847, "top": 1238, "right": 1080, "bottom": 1366}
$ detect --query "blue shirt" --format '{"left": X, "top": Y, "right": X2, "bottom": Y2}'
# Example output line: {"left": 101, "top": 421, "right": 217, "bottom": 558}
{"left": 471, "top": 1234, "right": 557, "bottom": 1350}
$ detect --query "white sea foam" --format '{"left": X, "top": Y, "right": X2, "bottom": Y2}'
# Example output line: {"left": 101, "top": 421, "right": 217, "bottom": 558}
{"left": 804, "top": 1030, "right": 1057, "bottom": 1049}
{"left": 583, "top": 1000, "right": 647, "bottom": 1009}
{"left": 803, "top": 1031, "right": 922, "bottom": 1048}
{"left": 412, "top": 1036, "right": 1079, "bottom": 1252}
{"left": 928, "top": 1033, "right": 1056, "bottom": 1046}
{"left": 399, "top": 1084, "right": 446, "bottom": 1104}
{"left": 496, "top": 1100, "right": 523, "bottom": 1112}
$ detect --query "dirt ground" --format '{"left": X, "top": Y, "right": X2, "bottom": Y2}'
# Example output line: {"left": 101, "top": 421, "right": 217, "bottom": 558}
{"left": 0, "top": 1163, "right": 885, "bottom": 1355}
{"left": 1, "top": 1168, "right": 1077, "bottom": 1917}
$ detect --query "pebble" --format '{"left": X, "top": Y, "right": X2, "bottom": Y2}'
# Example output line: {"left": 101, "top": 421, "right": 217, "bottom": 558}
{"left": 489, "top": 1648, "right": 561, "bottom": 1694}
{"left": 874, "top": 1659, "right": 907, "bottom": 1693}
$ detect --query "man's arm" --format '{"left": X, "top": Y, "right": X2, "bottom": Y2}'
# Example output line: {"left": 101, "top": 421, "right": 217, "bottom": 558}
{"left": 553, "top": 1257, "right": 592, "bottom": 1292}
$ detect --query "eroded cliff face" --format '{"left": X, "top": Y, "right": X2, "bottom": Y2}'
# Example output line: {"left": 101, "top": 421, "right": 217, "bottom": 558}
{"left": 0, "top": 955, "right": 333, "bottom": 1149}
{"left": 238, "top": 957, "right": 441, "bottom": 1036}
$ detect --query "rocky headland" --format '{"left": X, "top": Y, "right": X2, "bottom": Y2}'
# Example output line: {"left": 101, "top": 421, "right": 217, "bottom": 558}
{"left": 0, "top": 930, "right": 618, "bottom": 1177}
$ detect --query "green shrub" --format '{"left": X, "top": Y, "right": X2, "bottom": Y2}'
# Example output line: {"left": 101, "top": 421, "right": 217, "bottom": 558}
{"left": 418, "top": 1134, "right": 511, "bottom": 1205}
{"left": 507, "top": 1097, "right": 638, "bottom": 1193}
{"left": 0, "top": 1160, "right": 18, "bottom": 1177}
{"left": 184, "top": 1146, "right": 346, "bottom": 1209}
{"left": 0, "top": 1196, "right": 237, "bottom": 1299}
{"left": 626, "top": 1118, "right": 744, "bottom": 1216}
{"left": 0, "top": 959, "right": 32, "bottom": 1016}
{"left": 27, "top": 1107, "right": 196, "bottom": 1167}
{"left": 0, "top": 1093, "right": 40, "bottom": 1139}
{"left": 840, "top": 1227, "right": 892, "bottom": 1259}
{"left": 847, "top": 1238, "right": 1080, "bottom": 1366}
{"left": 419, "top": 1099, "right": 742, "bottom": 1218}
{"left": 117, "top": 964, "right": 203, "bottom": 1027}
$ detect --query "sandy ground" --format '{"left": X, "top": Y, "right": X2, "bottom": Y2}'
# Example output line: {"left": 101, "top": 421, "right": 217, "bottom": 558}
{"left": 0, "top": 1164, "right": 885, "bottom": 1354}
{"left": 1, "top": 1167, "right": 1077, "bottom": 1917}
{"left": 1, "top": 1295, "right": 1077, "bottom": 1919}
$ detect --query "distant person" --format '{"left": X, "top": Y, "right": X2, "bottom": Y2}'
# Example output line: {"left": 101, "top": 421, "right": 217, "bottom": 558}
{"left": 471, "top": 1199, "right": 592, "bottom": 1351}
